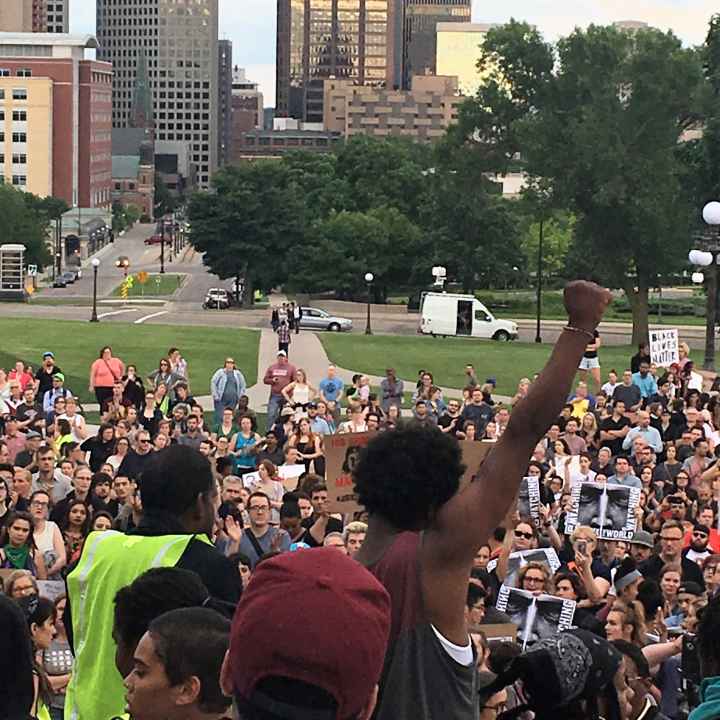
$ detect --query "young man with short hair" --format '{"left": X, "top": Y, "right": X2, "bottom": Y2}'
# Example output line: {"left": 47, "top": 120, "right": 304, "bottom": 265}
{"left": 355, "top": 281, "right": 611, "bottom": 719}
{"left": 123, "top": 607, "right": 231, "bottom": 720}
{"left": 237, "top": 491, "right": 291, "bottom": 568}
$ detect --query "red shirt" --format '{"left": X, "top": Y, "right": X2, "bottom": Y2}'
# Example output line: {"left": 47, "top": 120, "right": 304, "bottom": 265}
{"left": 263, "top": 362, "right": 297, "bottom": 396}
{"left": 684, "top": 529, "right": 720, "bottom": 554}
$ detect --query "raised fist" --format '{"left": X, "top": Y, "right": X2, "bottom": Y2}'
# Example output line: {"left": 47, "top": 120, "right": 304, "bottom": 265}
{"left": 563, "top": 281, "right": 612, "bottom": 333}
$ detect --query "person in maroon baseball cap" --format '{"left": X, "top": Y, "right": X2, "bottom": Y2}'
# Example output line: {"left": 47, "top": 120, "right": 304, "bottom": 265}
{"left": 220, "top": 547, "right": 391, "bottom": 720}
{"left": 353, "top": 281, "right": 612, "bottom": 720}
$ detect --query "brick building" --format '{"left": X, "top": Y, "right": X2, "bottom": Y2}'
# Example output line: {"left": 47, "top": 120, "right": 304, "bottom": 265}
{"left": 0, "top": 33, "right": 112, "bottom": 207}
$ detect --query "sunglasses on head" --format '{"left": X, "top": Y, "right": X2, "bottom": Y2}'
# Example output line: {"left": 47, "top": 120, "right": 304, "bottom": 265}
{"left": 514, "top": 530, "right": 533, "bottom": 540}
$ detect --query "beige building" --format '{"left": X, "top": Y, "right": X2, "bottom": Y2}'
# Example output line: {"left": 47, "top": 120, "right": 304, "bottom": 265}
{"left": 0, "top": 77, "right": 53, "bottom": 197}
{"left": 436, "top": 22, "right": 497, "bottom": 96}
{"left": 324, "top": 74, "right": 463, "bottom": 141}
{"left": 0, "top": 0, "right": 68, "bottom": 33}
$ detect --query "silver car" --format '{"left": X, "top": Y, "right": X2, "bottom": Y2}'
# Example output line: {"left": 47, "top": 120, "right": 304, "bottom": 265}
{"left": 299, "top": 306, "right": 353, "bottom": 332}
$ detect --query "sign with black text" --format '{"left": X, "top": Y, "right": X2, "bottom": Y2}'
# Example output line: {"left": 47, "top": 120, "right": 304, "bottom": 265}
{"left": 649, "top": 328, "right": 679, "bottom": 367}
{"left": 564, "top": 481, "right": 640, "bottom": 540}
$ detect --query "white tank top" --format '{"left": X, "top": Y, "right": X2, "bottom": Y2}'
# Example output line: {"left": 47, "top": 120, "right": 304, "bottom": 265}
{"left": 34, "top": 521, "right": 58, "bottom": 553}
{"left": 292, "top": 385, "right": 311, "bottom": 404}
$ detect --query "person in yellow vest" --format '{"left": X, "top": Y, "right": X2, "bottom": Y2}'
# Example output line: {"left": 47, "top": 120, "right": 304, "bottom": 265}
{"left": 121, "top": 607, "right": 231, "bottom": 720}
{"left": 64, "top": 445, "right": 242, "bottom": 720}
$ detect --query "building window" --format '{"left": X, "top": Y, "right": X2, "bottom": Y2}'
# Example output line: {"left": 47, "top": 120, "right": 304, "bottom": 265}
{"left": 12, "top": 154, "right": 27, "bottom": 164}
{"left": 12, "top": 89, "right": 27, "bottom": 100}
{"left": 11, "top": 175, "right": 26, "bottom": 186}
{"left": 0, "top": 90, "right": 3, "bottom": 99}
{"left": 12, "top": 132, "right": 27, "bottom": 143}
{"left": 0, "top": 69, "right": 9, "bottom": 77}
{"left": 16, "top": 68, "right": 32, "bottom": 77}
{"left": 12, "top": 111, "right": 27, "bottom": 122}
{"left": 0, "top": 154, "right": 4, "bottom": 164}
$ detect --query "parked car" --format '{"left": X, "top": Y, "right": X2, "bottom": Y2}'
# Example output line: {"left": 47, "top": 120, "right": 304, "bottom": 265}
{"left": 60, "top": 271, "right": 77, "bottom": 285}
{"left": 144, "top": 234, "right": 164, "bottom": 245}
{"left": 65, "top": 267, "right": 82, "bottom": 281}
{"left": 52, "top": 274, "right": 68, "bottom": 288}
{"left": 299, "top": 307, "right": 353, "bottom": 332}
{"left": 203, "top": 288, "right": 232, "bottom": 310}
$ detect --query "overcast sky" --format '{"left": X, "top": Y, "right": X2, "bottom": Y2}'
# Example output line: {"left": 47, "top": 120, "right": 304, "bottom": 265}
{"left": 71, "top": 0, "right": 717, "bottom": 107}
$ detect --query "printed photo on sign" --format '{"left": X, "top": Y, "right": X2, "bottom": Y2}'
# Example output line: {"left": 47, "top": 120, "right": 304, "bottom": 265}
{"left": 518, "top": 476, "right": 541, "bottom": 527}
{"left": 564, "top": 482, "right": 640, "bottom": 540}
{"left": 496, "top": 586, "right": 576, "bottom": 650}
{"left": 486, "top": 547, "right": 560, "bottom": 588}
{"left": 649, "top": 329, "right": 679, "bottom": 368}
{"left": 326, "top": 433, "right": 495, "bottom": 513}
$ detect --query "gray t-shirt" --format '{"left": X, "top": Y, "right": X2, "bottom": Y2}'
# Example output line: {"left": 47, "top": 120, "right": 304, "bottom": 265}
{"left": 238, "top": 527, "right": 291, "bottom": 568}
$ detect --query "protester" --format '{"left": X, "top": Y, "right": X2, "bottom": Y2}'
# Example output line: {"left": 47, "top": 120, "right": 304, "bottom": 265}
{"left": 0, "top": 593, "right": 35, "bottom": 720}
{"left": 221, "top": 548, "right": 391, "bottom": 720}
{"left": 64, "top": 445, "right": 241, "bottom": 720}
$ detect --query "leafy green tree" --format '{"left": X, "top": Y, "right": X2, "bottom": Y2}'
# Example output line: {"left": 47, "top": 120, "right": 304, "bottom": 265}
{"left": 0, "top": 186, "right": 52, "bottom": 268}
{"left": 521, "top": 211, "right": 575, "bottom": 282}
{"left": 188, "top": 162, "right": 304, "bottom": 304}
{"left": 456, "top": 22, "right": 702, "bottom": 342}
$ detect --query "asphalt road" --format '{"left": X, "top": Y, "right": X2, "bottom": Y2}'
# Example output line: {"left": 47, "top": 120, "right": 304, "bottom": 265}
{"left": 14, "top": 232, "right": 712, "bottom": 347}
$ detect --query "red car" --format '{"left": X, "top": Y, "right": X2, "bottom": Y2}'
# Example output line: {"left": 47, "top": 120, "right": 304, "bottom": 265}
{"left": 144, "top": 234, "right": 163, "bottom": 245}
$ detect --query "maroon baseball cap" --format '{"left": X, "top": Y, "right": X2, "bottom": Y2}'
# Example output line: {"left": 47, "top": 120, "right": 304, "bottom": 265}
{"left": 228, "top": 547, "right": 391, "bottom": 719}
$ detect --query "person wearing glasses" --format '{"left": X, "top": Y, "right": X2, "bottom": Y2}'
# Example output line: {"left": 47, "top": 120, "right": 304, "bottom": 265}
{"left": 117, "top": 431, "right": 154, "bottom": 481}
{"left": 237, "top": 491, "right": 291, "bottom": 568}
{"left": 65, "top": 445, "right": 241, "bottom": 720}
{"left": 28, "top": 490, "right": 66, "bottom": 579}
{"left": 638, "top": 519, "right": 704, "bottom": 587}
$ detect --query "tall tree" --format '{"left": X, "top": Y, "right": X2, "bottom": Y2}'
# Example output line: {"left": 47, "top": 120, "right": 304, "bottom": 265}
{"left": 188, "top": 162, "right": 304, "bottom": 304}
{"left": 0, "top": 186, "right": 52, "bottom": 268}
{"left": 456, "top": 22, "right": 702, "bottom": 343}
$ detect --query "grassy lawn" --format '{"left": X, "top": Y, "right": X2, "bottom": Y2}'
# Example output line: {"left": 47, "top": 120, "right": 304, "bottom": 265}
{"left": 320, "top": 334, "right": 641, "bottom": 397}
{"left": 0, "top": 318, "right": 259, "bottom": 404}
{"left": 111, "top": 273, "right": 185, "bottom": 298}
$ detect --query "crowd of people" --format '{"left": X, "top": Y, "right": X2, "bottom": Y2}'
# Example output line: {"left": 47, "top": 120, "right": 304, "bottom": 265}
{"left": 1, "top": 281, "right": 720, "bottom": 720}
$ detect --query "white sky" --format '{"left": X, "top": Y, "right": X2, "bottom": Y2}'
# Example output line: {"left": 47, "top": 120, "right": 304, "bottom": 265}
{"left": 71, "top": 0, "right": 717, "bottom": 106}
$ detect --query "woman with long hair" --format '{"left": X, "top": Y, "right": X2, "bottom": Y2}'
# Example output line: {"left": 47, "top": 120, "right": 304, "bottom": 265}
{"left": 106, "top": 436, "right": 130, "bottom": 476}
{"left": 251, "top": 460, "right": 285, "bottom": 526}
{"left": 0, "top": 511, "right": 47, "bottom": 578}
{"left": 20, "top": 595, "right": 56, "bottom": 720}
{"left": 58, "top": 501, "right": 92, "bottom": 565}
{"left": 139, "top": 389, "right": 163, "bottom": 437}
{"left": 29, "top": 491, "right": 66, "bottom": 580}
{"left": 230, "top": 415, "right": 262, "bottom": 476}
{"left": 579, "top": 412, "right": 600, "bottom": 453}
{"left": 0, "top": 476, "right": 16, "bottom": 531}
{"left": 288, "top": 417, "right": 324, "bottom": 475}
{"left": 42, "top": 595, "right": 73, "bottom": 720}
{"left": 653, "top": 442, "right": 682, "bottom": 488}
{"left": 147, "top": 357, "right": 181, "bottom": 392}
{"left": 89, "top": 345, "right": 125, "bottom": 410}
{"left": 152, "top": 382, "right": 170, "bottom": 417}
{"left": 516, "top": 561, "right": 554, "bottom": 596}
{"left": 605, "top": 600, "right": 646, "bottom": 647}
{"left": 281, "top": 368, "right": 317, "bottom": 412}
{"left": 80, "top": 423, "right": 116, "bottom": 473}
{"left": 121, "top": 363, "right": 145, "bottom": 410}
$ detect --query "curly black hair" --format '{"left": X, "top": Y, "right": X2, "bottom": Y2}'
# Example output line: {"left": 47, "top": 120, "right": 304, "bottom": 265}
{"left": 352, "top": 425, "right": 465, "bottom": 531}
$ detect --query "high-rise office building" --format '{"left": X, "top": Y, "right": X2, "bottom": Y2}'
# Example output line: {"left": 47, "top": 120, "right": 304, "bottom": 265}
{"left": 217, "top": 38, "right": 232, "bottom": 167}
{"left": 0, "top": 0, "right": 69, "bottom": 33}
{"left": 276, "top": 0, "right": 395, "bottom": 123}
{"left": 97, "top": 0, "right": 219, "bottom": 189}
{"left": 400, "top": 0, "right": 470, "bottom": 89}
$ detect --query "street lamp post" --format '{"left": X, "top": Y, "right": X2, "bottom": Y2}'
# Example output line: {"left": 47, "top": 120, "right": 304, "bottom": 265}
{"left": 688, "top": 201, "right": 720, "bottom": 371}
{"left": 90, "top": 258, "right": 100, "bottom": 323}
{"left": 160, "top": 220, "right": 166, "bottom": 274}
{"left": 535, "top": 218, "right": 544, "bottom": 344}
{"left": 364, "top": 272, "right": 374, "bottom": 336}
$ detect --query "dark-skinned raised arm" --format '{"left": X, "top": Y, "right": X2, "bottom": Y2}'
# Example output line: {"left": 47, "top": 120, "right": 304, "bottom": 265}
{"left": 430, "top": 281, "right": 612, "bottom": 565}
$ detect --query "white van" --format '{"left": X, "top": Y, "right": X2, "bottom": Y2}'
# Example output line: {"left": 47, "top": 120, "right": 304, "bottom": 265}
{"left": 419, "top": 292, "right": 518, "bottom": 341}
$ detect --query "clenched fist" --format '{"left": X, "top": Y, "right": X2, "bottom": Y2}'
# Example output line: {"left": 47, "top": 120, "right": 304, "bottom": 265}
{"left": 563, "top": 281, "right": 612, "bottom": 333}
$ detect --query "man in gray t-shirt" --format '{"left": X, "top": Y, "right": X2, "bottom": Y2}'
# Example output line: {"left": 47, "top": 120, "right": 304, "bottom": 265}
{"left": 238, "top": 492, "right": 291, "bottom": 567}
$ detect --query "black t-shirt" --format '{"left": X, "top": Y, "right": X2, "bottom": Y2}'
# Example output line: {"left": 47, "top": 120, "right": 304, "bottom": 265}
{"left": 584, "top": 330, "right": 600, "bottom": 359}
{"left": 612, "top": 384, "right": 641, "bottom": 409}
{"left": 15, "top": 402, "right": 45, "bottom": 433}
{"left": 599, "top": 415, "right": 631, "bottom": 456}
{"left": 301, "top": 514, "right": 343, "bottom": 548}
{"left": 437, "top": 413, "right": 463, "bottom": 437}
{"left": 35, "top": 364, "right": 62, "bottom": 398}
{"left": 639, "top": 554, "right": 705, "bottom": 588}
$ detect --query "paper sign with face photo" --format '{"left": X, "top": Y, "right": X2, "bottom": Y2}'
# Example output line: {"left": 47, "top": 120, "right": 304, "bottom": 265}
{"left": 37, "top": 580, "right": 66, "bottom": 602}
{"left": 564, "top": 481, "right": 640, "bottom": 540}
{"left": 496, "top": 586, "right": 576, "bottom": 650}
{"left": 486, "top": 547, "right": 561, "bottom": 587}
{"left": 326, "top": 434, "right": 495, "bottom": 513}
{"left": 517, "top": 476, "right": 541, "bottom": 527}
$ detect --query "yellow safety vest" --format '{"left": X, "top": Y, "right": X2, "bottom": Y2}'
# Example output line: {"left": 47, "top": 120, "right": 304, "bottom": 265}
{"left": 64, "top": 530, "right": 206, "bottom": 720}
